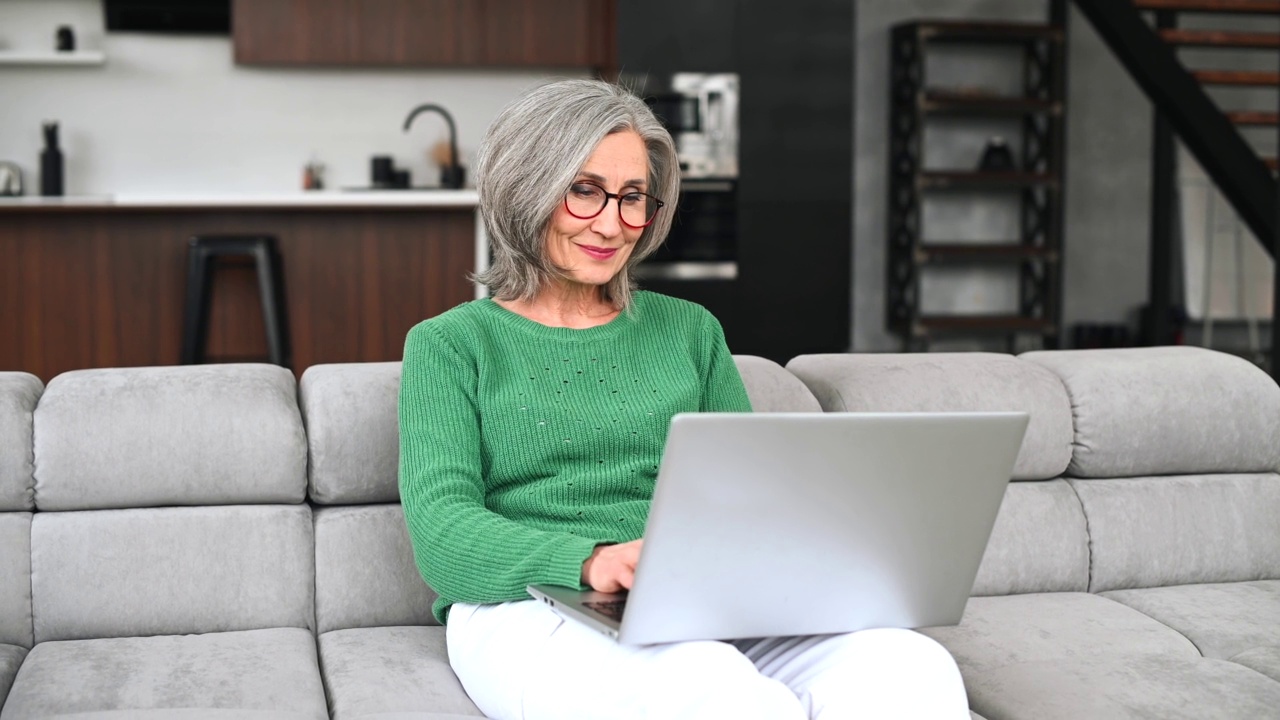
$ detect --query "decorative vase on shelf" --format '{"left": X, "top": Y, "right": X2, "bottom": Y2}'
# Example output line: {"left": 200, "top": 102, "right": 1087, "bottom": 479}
{"left": 40, "top": 122, "right": 63, "bottom": 197}
{"left": 977, "top": 136, "right": 1016, "bottom": 173}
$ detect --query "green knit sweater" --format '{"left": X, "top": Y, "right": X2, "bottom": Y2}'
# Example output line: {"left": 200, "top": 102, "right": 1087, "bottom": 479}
{"left": 398, "top": 291, "right": 752, "bottom": 623}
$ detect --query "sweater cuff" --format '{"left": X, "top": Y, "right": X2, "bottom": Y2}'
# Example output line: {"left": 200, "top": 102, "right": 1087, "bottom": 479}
{"left": 546, "top": 535, "right": 603, "bottom": 591}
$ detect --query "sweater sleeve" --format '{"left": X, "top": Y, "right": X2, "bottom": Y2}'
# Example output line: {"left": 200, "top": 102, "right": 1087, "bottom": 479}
{"left": 398, "top": 322, "right": 599, "bottom": 621}
{"left": 698, "top": 311, "right": 753, "bottom": 413}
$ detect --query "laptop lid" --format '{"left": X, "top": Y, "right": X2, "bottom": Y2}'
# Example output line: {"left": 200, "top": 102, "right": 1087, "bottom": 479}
{"left": 534, "top": 411, "right": 1029, "bottom": 645}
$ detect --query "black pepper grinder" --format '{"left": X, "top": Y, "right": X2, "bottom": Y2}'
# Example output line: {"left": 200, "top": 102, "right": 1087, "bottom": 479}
{"left": 41, "top": 122, "right": 64, "bottom": 197}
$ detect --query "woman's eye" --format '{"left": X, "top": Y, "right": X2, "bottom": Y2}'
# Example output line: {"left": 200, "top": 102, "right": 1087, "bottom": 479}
{"left": 620, "top": 193, "right": 644, "bottom": 206}
{"left": 571, "top": 184, "right": 602, "bottom": 199}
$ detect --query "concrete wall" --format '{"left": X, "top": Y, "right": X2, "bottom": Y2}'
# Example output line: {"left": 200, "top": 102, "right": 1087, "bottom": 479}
{"left": 0, "top": 0, "right": 584, "bottom": 195}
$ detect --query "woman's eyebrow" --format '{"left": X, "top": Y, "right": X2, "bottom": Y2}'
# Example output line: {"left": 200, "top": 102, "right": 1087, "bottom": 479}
{"left": 577, "top": 171, "right": 647, "bottom": 188}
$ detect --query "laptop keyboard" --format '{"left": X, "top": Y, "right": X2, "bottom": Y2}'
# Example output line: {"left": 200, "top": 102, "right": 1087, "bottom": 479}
{"left": 583, "top": 599, "right": 627, "bottom": 622}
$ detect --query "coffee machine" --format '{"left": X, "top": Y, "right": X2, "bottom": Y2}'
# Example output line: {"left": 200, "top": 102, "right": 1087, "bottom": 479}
{"left": 646, "top": 73, "right": 739, "bottom": 180}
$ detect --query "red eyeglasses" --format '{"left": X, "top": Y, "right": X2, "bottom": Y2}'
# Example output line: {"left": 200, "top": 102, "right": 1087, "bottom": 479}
{"left": 564, "top": 182, "right": 665, "bottom": 228}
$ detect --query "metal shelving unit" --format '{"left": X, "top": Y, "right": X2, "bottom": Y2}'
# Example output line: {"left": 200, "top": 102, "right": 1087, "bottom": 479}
{"left": 886, "top": 17, "right": 1067, "bottom": 352}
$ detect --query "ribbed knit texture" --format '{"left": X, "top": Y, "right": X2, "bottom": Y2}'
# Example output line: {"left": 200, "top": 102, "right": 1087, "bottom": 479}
{"left": 398, "top": 291, "right": 752, "bottom": 623}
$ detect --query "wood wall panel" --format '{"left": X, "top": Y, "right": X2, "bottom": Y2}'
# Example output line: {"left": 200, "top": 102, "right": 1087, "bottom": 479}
{"left": 0, "top": 209, "right": 475, "bottom": 383}
{"left": 233, "top": 0, "right": 613, "bottom": 69}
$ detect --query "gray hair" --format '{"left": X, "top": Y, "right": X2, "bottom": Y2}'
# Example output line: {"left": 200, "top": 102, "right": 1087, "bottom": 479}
{"left": 472, "top": 78, "right": 680, "bottom": 309}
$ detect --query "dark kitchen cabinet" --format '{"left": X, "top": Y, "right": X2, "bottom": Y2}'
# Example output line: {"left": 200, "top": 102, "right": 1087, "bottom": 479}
{"left": 617, "top": 0, "right": 736, "bottom": 74}
{"left": 233, "top": 0, "right": 616, "bottom": 70}
{"left": 621, "top": 0, "right": 853, "bottom": 363}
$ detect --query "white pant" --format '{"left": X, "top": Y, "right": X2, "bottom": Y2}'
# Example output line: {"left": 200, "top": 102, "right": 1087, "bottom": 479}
{"left": 446, "top": 600, "right": 970, "bottom": 720}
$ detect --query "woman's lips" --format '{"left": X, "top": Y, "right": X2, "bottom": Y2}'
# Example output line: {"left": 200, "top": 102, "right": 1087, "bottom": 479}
{"left": 578, "top": 244, "right": 618, "bottom": 261}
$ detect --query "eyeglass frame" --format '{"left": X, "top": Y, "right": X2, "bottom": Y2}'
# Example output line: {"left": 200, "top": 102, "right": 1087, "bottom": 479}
{"left": 562, "top": 181, "right": 666, "bottom": 229}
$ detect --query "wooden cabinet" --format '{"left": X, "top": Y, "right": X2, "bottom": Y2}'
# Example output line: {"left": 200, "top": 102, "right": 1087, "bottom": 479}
{"left": 233, "top": 0, "right": 616, "bottom": 70}
{"left": 0, "top": 207, "right": 476, "bottom": 383}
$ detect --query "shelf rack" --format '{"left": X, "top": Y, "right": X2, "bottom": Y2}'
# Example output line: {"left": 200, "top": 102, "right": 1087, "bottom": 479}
{"left": 887, "top": 18, "right": 1067, "bottom": 351}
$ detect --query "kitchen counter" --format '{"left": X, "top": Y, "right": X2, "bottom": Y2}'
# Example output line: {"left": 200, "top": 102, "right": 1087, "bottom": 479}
{"left": 2, "top": 193, "right": 489, "bottom": 382}
{"left": 0, "top": 190, "right": 481, "bottom": 211}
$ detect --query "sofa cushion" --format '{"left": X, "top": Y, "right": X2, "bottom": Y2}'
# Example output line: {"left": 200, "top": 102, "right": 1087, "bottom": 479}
{"left": 1071, "top": 474, "right": 1280, "bottom": 592}
{"left": 0, "top": 644, "right": 27, "bottom": 713}
{"left": 33, "top": 364, "right": 306, "bottom": 510}
{"left": 0, "top": 628, "right": 327, "bottom": 719}
{"left": 1022, "top": 346, "right": 1280, "bottom": 478}
{"left": 964, "top": 655, "right": 1280, "bottom": 720}
{"left": 301, "top": 362, "right": 401, "bottom": 506}
{"left": 785, "top": 353, "right": 1073, "bottom": 480}
{"left": 1229, "top": 646, "right": 1280, "bottom": 683}
{"left": 315, "top": 505, "right": 437, "bottom": 634}
{"left": 733, "top": 356, "right": 821, "bottom": 413}
{"left": 1101, "top": 581, "right": 1280, "bottom": 660}
{"left": 299, "top": 356, "right": 820, "bottom": 507}
{"left": 8, "top": 707, "right": 325, "bottom": 712}
{"left": 970, "top": 480, "right": 1089, "bottom": 596}
{"left": 317, "top": 626, "right": 484, "bottom": 720}
{"left": 31, "top": 505, "right": 314, "bottom": 643}
{"left": 0, "top": 373, "right": 40, "bottom": 511}
{"left": 337, "top": 715, "right": 493, "bottom": 720}
{"left": 920, "top": 593, "right": 1200, "bottom": 677}
{"left": 0, "top": 512, "right": 32, "bottom": 648}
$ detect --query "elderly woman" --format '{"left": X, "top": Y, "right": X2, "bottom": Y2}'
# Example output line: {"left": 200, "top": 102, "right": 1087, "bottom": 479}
{"left": 398, "top": 78, "right": 968, "bottom": 719}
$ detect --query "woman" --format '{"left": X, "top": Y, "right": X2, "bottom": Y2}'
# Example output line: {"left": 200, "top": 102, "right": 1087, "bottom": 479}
{"left": 398, "top": 78, "right": 969, "bottom": 719}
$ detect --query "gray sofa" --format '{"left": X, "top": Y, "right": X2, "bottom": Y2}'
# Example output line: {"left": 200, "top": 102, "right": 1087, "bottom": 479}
{"left": 0, "top": 345, "right": 1278, "bottom": 719}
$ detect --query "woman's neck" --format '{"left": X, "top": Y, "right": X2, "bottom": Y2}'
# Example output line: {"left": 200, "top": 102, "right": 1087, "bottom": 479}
{"left": 494, "top": 282, "right": 621, "bottom": 329}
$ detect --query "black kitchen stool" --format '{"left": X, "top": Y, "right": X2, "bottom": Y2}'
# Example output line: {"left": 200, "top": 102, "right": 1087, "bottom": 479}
{"left": 180, "top": 235, "right": 291, "bottom": 368}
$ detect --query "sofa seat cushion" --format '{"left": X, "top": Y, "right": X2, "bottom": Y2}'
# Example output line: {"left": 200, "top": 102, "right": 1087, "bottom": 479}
{"left": 11, "top": 707, "right": 320, "bottom": 712}
{"left": 317, "top": 626, "right": 483, "bottom": 720}
{"left": 1101, "top": 580, "right": 1280, "bottom": 661}
{"left": 920, "top": 593, "right": 1200, "bottom": 677}
{"left": 921, "top": 589, "right": 1198, "bottom": 671}
{"left": 0, "top": 644, "right": 27, "bottom": 710}
{"left": 966, "top": 654, "right": 1280, "bottom": 720}
{"left": 1229, "top": 646, "right": 1280, "bottom": 683}
{"left": 0, "top": 628, "right": 327, "bottom": 719}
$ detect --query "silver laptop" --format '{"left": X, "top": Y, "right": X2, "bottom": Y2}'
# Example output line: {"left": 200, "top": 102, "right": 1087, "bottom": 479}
{"left": 528, "top": 411, "right": 1029, "bottom": 645}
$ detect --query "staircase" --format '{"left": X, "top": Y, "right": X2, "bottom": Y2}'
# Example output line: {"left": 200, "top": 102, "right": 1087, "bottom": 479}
{"left": 1072, "top": 0, "right": 1279, "bottom": 369}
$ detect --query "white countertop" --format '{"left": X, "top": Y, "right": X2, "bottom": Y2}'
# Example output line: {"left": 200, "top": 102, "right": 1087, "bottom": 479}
{"left": 0, "top": 190, "right": 480, "bottom": 209}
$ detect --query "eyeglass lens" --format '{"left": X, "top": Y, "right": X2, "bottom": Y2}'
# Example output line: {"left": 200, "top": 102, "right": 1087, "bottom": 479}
{"left": 565, "top": 183, "right": 660, "bottom": 227}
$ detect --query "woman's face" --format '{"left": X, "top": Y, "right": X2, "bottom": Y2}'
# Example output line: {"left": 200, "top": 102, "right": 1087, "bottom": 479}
{"left": 546, "top": 130, "right": 650, "bottom": 289}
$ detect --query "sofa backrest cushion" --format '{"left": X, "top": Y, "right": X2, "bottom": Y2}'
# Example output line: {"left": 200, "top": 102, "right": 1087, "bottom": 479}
{"left": 0, "top": 373, "right": 41, "bottom": 511}
{"left": 786, "top": 353, "right": 1073, "bottom": 480}
{"left": 314, "top": 504, "right": 437, "bottom": 633}
{"left": 301, "top": 363, "right": 401, "bottom": 505}
{"left": 33, "top": 365, "right": 307, "bottom": 510}
{"left": 0, "top": 512, "right": 33, "bottom": 648}
{"left": 1072, "top": 474, "right": 1280, "bottom": 592}
{"left": 300, "top": 356, "right": 819, "bottom": 506}
{"left": 970, "top": 480, "right": 1090, "bottom": 595}
{"left": 733, "top": 356, "right": 822, "bottom": 412}
{"left": 1022, "top": 347, "right": 1280, "bottom": 478}
{"left": 30, "top": 505, "right": 315, "bottom": 642}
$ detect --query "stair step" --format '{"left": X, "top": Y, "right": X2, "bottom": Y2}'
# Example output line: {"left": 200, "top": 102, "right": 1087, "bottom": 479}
{"left": 904, "top": 21, "right": 1063, "bottom": 44}
{"left": 1192, "top": 69, "right": 1280, "bottom": 86}
{"left": 915, "top": 244, "right": 1059, "bottom": 263}
{"left": 1158, "top": 28, "right": 1280, "bottom": 48}
{"left": 1226, "top": 110, "right": 1280, "bottom": 125}
{"left": 1134, "top": 0, "right": 1280, "bottom": 13}
{"left": 913, "top": 315, "right": 1056, "bottom": 336}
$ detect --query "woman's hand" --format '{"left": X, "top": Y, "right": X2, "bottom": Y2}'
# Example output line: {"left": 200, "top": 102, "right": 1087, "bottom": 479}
{"left": 581, "top": 539, "right": 644, "bottom": 593}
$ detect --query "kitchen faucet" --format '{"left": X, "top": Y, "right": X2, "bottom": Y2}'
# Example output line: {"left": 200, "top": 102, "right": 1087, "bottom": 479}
{"left": 403, "top": 104, "right": 464, "bottom": 189}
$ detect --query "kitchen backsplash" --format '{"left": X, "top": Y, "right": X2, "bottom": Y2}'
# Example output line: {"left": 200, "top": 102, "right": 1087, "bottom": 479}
{"left": 0, "top": 1, "right": 585, "bottom": 195}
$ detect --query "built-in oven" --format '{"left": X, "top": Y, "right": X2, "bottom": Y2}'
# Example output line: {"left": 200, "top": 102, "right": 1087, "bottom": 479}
{"left": 637, "top": 179, "right": 738, "bottom": 281}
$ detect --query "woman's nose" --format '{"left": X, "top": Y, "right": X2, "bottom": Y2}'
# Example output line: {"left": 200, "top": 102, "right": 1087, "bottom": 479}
{"left": 591, "top": 198, "right": 625, "bottom": 236}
